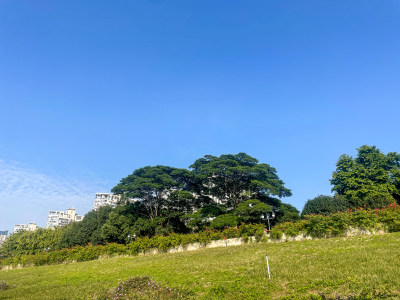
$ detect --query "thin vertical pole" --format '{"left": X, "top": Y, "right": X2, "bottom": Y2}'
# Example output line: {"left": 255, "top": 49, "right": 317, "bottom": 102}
{"left": 266, "top": 253, "right": 271, "bottom": 279}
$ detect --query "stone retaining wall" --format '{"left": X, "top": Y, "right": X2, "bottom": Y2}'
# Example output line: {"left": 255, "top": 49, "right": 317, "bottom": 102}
{"left": 270, "top": 226, "right": 387, "bottom": 243}
{"left": 0, "top": 226, "right": 389, "bottom": 270}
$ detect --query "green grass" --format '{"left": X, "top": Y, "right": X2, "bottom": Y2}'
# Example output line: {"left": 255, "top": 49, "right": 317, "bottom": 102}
{"left": 1, "top": 233, "right": 400, "bottom": 299}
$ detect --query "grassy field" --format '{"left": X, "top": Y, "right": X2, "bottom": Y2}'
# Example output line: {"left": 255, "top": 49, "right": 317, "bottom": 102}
{"left": 1, "top": 232, "right": 400, "bottom": 299}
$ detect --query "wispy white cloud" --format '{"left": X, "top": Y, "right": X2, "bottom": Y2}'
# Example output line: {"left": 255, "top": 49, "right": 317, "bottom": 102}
{"left": 0, "top": 159, "right": 109, "bottom": 232}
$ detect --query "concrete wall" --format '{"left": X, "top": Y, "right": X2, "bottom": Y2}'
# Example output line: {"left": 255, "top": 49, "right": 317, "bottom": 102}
{"left": 269, "top": 226, "right": 387, "bottom": 243}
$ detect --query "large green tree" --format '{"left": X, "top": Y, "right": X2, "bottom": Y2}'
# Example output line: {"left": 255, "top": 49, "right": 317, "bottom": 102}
{"left": 234, "top": 199, "right": 271, "bottom": 223}
{"left": 101, "top": 212, "right": 135, "bottom": 244}
{"left": 301, "top": 194, "right": 350, "bottom": 216}
{"left": 111, "top": 166, "right": 192, "bottom": 219}
{"left": 190, "top": 153, "right": 291, "bottom": 209}
{"left": 330, "top": 145, "right": 400, "bottom": 208}
{"left": 60, "top": 205, "right": 114, "bottom": 247}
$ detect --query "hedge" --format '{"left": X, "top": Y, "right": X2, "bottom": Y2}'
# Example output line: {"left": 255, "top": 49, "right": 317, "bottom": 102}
{"left": 0, "top": 223, "right": 265, "bottom": 268}
{"left": 270, "top": 203, "right": 400, "bottom": 239}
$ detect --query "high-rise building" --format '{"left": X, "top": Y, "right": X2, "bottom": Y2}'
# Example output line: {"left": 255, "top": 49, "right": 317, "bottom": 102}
{"left": 45, "top": 208, "right": 83, "bottom": 229}
{"left": 13, "top": 223, "right": 38, "bottom": 234}
{"left": 0, "top": 230, "right": 8, "bottom": 247}
{"left": 93, "top": 193, "right": 121, "bottom": 210}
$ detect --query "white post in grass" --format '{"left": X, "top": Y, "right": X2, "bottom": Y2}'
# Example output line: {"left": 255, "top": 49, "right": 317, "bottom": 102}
{"left": 266, "top": 253, "right": 271, "bottom": 279}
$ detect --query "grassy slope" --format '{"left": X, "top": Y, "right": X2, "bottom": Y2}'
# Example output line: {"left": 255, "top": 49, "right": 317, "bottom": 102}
{"left": 1, "top": 233, "right": 400, "bottom": 299}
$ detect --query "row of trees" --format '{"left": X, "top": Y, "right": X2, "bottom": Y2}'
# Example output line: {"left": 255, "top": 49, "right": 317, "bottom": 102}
{"left": 1, "top": 153, "right": 299, "bottom": 256}
{"left": 112, "top": 153, "right": 293, "bottom": 219}
{"left": 105, "top": 153, "right": 298, "bottom": 242}
{"left": 302, "top": 145, "right": 400, "bottom": 215}
{"left": 3, "top": 146, "right": 398, "bottom": 256}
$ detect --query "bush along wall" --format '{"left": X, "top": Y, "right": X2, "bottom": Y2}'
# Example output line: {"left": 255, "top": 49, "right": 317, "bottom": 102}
{"left": 2, "top": 204, "right": 399, "bottom": 269}
{"left": 270, "top": 203, "right": 400, "bottom": 240}
{"left": 0, "top": 223, "right": 265, "bottom": 269}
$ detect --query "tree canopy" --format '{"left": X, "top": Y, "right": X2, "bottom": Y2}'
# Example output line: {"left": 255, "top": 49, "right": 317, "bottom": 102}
{"left": 301, "top": 194, "right": 350, "bottom": 216}
{"left": 111, "top": 166, "right": 191, "bottom": 219}
{"left": 234, "top": 199, "right": 271, "bottom": 223}
{"left": 190, "top": 153, "right": 292, "bottom": 209}
{"left": 2, "top": 152, "right": 298, "bottom": 257}
{"left": 330, "top": 145, "right": 400, "bottom": 208}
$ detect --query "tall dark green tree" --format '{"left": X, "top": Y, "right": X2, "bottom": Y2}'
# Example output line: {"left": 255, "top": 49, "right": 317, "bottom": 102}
{"left": 111, "top": 166, "right": 192, "bottom": 219}
{"left": 190, "top": 153, "right": 291, "bottom": 209}
{"left": 301, "top": 194, "right": 350, "bottom": 216}
{"left": 274, "top": 202, "right": 301, "bottom": 223}
{"left": 99, "top": 203, "right": 144, "bottom": 243}
{"left": 60, "top": 205, "right": 113, "bottom": 247}
{"left": 101, "top": 212, "right": 135, "bottom": 243}
{"left": 330, "top": 145, "right": 400, "bottom": 208}
{"left": 234, "top": 199, "right": 271, "bottom": 223}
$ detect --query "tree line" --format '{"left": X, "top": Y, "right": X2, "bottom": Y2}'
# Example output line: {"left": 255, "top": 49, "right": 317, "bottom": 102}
{"left": 1, "top": 153, "right": 298, "bottom": 256}
{"left": 2, "top": 146, "right": 399, "bottom": 257}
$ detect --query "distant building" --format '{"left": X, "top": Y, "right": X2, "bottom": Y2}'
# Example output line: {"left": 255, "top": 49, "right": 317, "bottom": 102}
{"left": 13, "top": 223, "right": 38, "bottom": 234}
{"left": 93, "top": 193, "right": 122, "bottom": 210}
{"left": 0, "top": 230, "right": 8, "bottom": 247}
{"left": 45, "top": 208, "right": 83, "bottom": 229}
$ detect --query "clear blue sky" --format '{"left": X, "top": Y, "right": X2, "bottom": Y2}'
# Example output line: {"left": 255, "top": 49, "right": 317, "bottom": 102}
{"left": 1, "top": 0, "right": 399, "bottom": 232}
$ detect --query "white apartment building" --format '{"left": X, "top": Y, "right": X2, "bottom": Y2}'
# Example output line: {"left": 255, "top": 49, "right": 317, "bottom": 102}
{"left": 93, "top": 193, "right": 122, "bottom": 210}
{"left": 13, "top": 223, "right": 38, "bottom": 234}
{"left": 0, "top": 230, "right": 8, "bottom": 247}
{"left": 45, "top": 208, "right": 83, "bottom": 229}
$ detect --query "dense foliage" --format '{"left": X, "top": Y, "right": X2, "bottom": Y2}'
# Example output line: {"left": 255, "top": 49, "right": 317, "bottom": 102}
{"left": 302, "top": 145, "right": 400, "bottom": 216}
{"left": 330, "top": 145, "right": 400, "bottom": 208}
{"left": 1, "top": 150, "right": 291, "bottom": 257}
{"left": 111, "top": 166, "right": 193, "bottom": 219}
{"left": 301, "top": 194, "right": 350, "bottom": 216}
{"left": 190, "top": 153, "right": 292, "bottom": 209}
{"left": 234, "top": 199, "right": 271, "bottom": 222}
{"left": 0, "top": 224, "right": 266, "bottom": 268}
{"left": 2, "top": 204, "right": 400, "bottom": 269}
{"left": 3, "top": 233, "right": 400, "bottom": 300}
{"left": 0, "top": 227, "right": 64, "bottom": 256}
{"left": 272, "top": 203, "right": 400, "bottom": 239}
{"left": 9, "top": 146, "right": 400, "bottom": 260}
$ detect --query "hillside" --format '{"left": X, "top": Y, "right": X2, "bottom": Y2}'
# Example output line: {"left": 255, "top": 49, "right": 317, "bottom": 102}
{"left": 1, "top": 232, "right": 400, "bottom": 299}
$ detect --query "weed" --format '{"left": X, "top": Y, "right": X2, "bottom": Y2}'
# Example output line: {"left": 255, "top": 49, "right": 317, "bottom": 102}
{"left": 0, "top": 280, "right": 13, "bottom": 291}
{"left": 102, "top": 276, "right": 188, "bottom": 299}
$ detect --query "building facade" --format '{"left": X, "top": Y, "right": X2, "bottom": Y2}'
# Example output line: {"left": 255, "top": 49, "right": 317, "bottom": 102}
{"left": 0, "top": 230, "right": 8, "bottom": 247}
{"left": 93, "top": 193, "right": 122, "bottom": 210}
{"left": 45, "top": 208, "right": 83, "bottom": 229}
{"left": 12, "top": 223, "right": 38, "bottom": 234}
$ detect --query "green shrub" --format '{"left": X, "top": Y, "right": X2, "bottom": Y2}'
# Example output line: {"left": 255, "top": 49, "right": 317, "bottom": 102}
{"left": 238, "top": 223, "right": 265, "bottom": 241}
{"left": 103, "top": 243, "right": 127, "bottom": 255}
{"left": 283, "top": 220, "right": 307, "bottom": 237}
{"left": 156, "top": 234, "right": 183, "bottom": 252}
{"left": 210, "top": 214, "right": 239, "bottom": 230}
{"left": 305, "top": 215, "right": 333, "bottom": 238}
{"left": 222, "top": 227, "right": 240, "bottom": 238}
{"left": 198, "top": 229, "right": 220, "bottom": 246}
{"left": 375, "top": 203, "right": 400, "bottom": 232}
{"left": 269, "top": 227, "right": 283, "bottom": 239}
{"left": 16, "top": 210, "right": 400, "bottom": 269}
{"left": 268, "top": 204, "right": 400, "bottom": 240}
